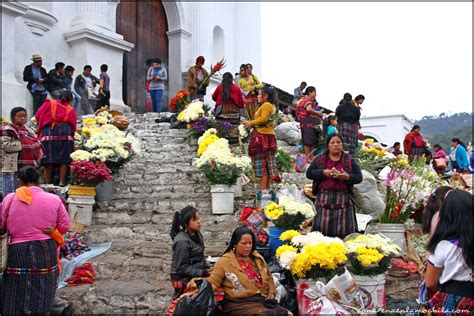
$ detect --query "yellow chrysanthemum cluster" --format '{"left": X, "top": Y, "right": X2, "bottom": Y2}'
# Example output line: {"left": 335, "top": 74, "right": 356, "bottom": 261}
{"left": 197, "top": 129, "right": 219, "bottom": 156}
{"left": 279, "top": 230, "right": 301, "bottom": 242}
{"left": 355, "top": 247, "right": 384, "bottom": 267}
{"left": 264, "top": 202, "right": 284, "bottom": 220}
{"left": 363, "top": 146, "right": 385, "bottom": 157}
{"left": 291, "top": 243, "right": 347, "bottom": 278}
{"left": 275, "top": 244, "right": 298, "bottom": 259}
{"left": 391, "top": 156, "right": 409, "bottom": 169}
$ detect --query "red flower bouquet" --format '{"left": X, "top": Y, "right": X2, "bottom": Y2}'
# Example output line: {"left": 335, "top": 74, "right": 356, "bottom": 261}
{"left": 70, "top": 160, "right": 112, "bottom": 186}
{"left": 198, "top": 59, "right": 226, "bottom": 91}
{"left": 169, "top": 89, "right": 191, "bottom": 113}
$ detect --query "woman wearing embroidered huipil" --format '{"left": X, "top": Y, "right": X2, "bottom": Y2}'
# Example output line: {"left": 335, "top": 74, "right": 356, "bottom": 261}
{"left": 238, "top": 64, "right": 263, "bottom": 120}
{"left": 35, "top": 90, "right": 77, "bottom": 186}
{"left": 243, "top": 86, "right": 277, "bottom": 205}
{"left": 307, "top": 134, "right": 363, "bottom": 238}
{"left": 1, "top": 166, "right": 71, "bottom": 314}
{"left": 208, "top": 227, "right": 289, "bottom": 315}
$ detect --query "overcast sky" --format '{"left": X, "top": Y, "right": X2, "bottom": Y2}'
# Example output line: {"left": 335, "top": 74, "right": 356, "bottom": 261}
{"left": 261, "top": 2, "right": 472, "bottom": 121}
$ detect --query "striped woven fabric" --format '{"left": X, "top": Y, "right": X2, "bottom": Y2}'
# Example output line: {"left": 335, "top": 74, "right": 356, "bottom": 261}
{"left": 5, "top": 265, "right": 58, "bottom": 275}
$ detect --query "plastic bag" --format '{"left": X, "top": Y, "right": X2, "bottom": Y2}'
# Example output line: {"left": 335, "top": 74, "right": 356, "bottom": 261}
{"left": 172, "top": 278, "right": 217, "bottom": 316}
{"left": 294, "top": 154, "right": 307, "bottom": 173}
{"left": 275, "top": 121, "right": 301, "bottom": 145}
{"left": 353, "top": 170, "right": 385, "bottom": 218}
{"left": 278, "top": 269, "right": 298, "bottom": 316}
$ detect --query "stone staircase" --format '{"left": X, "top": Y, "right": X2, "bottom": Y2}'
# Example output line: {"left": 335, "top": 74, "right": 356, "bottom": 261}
{"left": 58, "top": 113, "right": 253, "bottom": 313}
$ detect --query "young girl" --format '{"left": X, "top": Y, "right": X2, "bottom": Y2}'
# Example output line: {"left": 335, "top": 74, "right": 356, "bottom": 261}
{"left": 421, "top": 186, "right": 452, "bottom": 237}
{"left": 170, "top": 206, "right": 209, "bottom": 299}
{"left": 0, "top": 107, "right": 43, "bottom": 197}
{"left": 420, "top": 189, "right": 473, "bottom": 314}
{"left": 243, "top": 86, "right": 278, "bottom": 206}
{"left": 323, "top": 114, "right": 338, "bottom": 140}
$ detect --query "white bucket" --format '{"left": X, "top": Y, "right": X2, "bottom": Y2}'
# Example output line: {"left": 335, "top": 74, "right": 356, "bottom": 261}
{"left": 353, "top": 273, "right": 386, "bottom": 310}
{"left": 377, "top": 223, "right": 407, "bottom": 253}
{"left": 68, "top": 195, "right": 95, "bottom": 226}
{"left": 95, "top": 180, "right": 115, "bottom": 202}
{"left": 210, "top": 185, "right": 234, "bottom": 214}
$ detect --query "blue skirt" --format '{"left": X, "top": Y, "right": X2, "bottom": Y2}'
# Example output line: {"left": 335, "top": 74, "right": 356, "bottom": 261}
{"left": 41, "top": 123, "right": 74, "bottom": 164}
{"left": 2, "top": 172, "right": 19, "bottom": 197}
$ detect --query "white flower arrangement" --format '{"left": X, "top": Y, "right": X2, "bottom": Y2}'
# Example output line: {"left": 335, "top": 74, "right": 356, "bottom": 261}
{"left": 177, "top": 100, "right": 205, "bottom": 122}
{"left": 238, "top": 124, "right": 248, "bottom": 139}
{"left": 278, "top": 196, "right": 315, "bottom": 219}
{"left": 70, "top": 150, "right": 94, "bottom": 161}
{"left": 344, "top": 234, "right": 401, "bottom": 257}
{"left": 290, "top": 232, "right": 344, "bottom": 248}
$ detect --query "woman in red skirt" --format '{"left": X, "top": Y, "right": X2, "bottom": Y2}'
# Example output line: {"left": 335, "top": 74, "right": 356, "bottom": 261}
{"left": 243, "top": 86, "right": 277, "bottom": 204}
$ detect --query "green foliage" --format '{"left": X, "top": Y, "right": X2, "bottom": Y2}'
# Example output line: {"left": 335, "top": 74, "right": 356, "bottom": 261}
{"left": 275, "top": 149, "right": 293, "bottom": 172}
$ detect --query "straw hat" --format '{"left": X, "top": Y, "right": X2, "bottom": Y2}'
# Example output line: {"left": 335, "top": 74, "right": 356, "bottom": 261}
{"left": 31, "top": 53, "right": 42, "bottom": 61}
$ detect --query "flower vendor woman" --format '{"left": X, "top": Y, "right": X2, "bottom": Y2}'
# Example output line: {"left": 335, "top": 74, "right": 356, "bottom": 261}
{"left": 295, "top": 86, "right": 323, "bottom": 160}
{"left": 0, "top": 107, "right": 43, "bottom": 197}
{"left": 335, "top": 92, "right": 361, "bottom": 156}
{"left": 403, "top": 124, "right": 427, "bottom": 161}
{"left": 243, "top": 86, "right": 277, "bottom": 204}
{"left": 170, "top": 206, "right": 210, "bottom": 299}
{"left": 212, "top": 72, "right": 244, "bottom": 145}
{"left": 35, "top": 90, "right": 76, "bottom": 186}
{"left": 2, "top": 166, "right": 71, "bottom": 314}
{"left": 238, "top": 64, "right": 263, "bottom": 120}
{"left": 186, "top": 56, "right": 210, "bottom": 101}
{"left": 306, "top": 134, "right": 363, "bottom": 238}
{"left": 208, "top": 227, "right": 289, "bottom": 315}
{"left": 420, "top": 189, "right": 473, "bottom": 314}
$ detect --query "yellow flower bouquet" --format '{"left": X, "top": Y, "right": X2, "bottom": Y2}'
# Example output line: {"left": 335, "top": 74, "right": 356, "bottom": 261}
{"left": 344, "top": 233, "right": 401, "bottom": 276}
{"left": 276, "top": 232, "right": 347, "bottom": 280}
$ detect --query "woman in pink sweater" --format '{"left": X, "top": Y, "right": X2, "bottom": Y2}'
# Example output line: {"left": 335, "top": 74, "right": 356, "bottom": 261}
{"left": 1, "top": 166, "right": 70, "bottom": 315}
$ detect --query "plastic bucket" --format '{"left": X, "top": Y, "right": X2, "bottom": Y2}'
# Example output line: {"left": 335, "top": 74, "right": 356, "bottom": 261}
{"left": 377, "top": 223, "right": 407, "bottom": 253}
{"left": 68, "top": 185, "right": 96, "bottom": 196}
{"left": 95, "top": 180, "right": 115, "bottom": 202}
{"left": 68, "top": 195, "right": 95, "bottom": 226}
{"left": 211, "top": 185, "right": 234, "bottom": 214}
{"left": 353, "top": 273, "right": 386, "bottom": 310}
{"left": 268, "top": 226, "right": 286, "bottom": 254}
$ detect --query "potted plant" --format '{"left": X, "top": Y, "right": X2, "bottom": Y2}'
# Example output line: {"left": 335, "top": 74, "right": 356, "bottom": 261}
{"left": 275, "top": 232, "right": 347, "bottom": 314}
{"left": 378, "top": 157, "right": 438, "bottom": 252}
{"left": 344, "top": 233, "right": 401, "bottom": 309}
{"left": 264, "top": 197, "right": 315, "bottom": 253}
{"left": 193, "top": 130, "right": 251, "bottom": 214}
{"left": 68, "top": 160, "right": 112, "bottom": 226}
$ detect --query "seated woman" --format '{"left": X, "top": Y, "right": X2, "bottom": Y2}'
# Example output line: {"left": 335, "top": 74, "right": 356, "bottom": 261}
{"left": 2, "top": 166, "right": 71, "bottom": 314}
{"left": 207, "top": 227, "right": 288, "bottom": 315}
{"left": 170, "top": 206, "right": 210, "bottom": 298}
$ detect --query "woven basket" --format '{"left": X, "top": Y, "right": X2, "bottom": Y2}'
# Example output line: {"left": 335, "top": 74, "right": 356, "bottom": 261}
{"left": 94, "top": 108, "right": 123, "bottom": 117}
{"left": 68, "top": 213, "right": 85, "bottom": 234}
{"left": 111, "top": 115, "right": 129, "bottom": 130}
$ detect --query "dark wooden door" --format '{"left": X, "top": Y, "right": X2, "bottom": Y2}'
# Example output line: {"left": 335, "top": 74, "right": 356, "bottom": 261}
{"left": 116, "top": 1, "right": 169, "bottom": 113}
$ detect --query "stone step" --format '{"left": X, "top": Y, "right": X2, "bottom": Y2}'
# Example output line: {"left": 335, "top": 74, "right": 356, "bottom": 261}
{"left": 57, "top": 279, "right": 171, "bottom": 313}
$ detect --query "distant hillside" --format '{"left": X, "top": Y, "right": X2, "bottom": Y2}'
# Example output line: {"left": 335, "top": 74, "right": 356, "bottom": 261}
{"left": 415, "top": 112, "right": 473, "bottom": 151}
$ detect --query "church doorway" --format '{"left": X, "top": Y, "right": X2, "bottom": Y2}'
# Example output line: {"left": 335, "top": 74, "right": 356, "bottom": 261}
{"left": 116, "top": 1, "right": 169, "bottom": 113}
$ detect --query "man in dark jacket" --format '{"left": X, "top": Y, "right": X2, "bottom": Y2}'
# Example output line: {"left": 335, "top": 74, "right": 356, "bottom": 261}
{"left": 74, "top": 65, "right": 99, "bottom": 116}
{"left": 23, "top": 53, "right": 48, "bottom": 114}
{"left": 47, "top": 62, "right": 67, "bottom": 100}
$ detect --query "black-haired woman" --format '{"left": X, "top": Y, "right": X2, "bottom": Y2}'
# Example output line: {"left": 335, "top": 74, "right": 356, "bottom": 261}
{"left": 403, "top": 125, "right": 426, "bottom": 161}
{"left": 238, "top": 64, "right": 263, "bottom": 120}
{"left": 306, "top": 134, "right": 363, "bottom": 238}
{"left": 170, "top": 206, "right": 209, "bottom": 298}
{"left": 296, "top": 86, "right": 323, "bottom": 160}
{"left": 335, "top": 93, "right": 361, "bottom": 156}
{"left": 420, "top": 189, "right": 473, "bottom": 314}
{"left": 2, "top": 166, "right": 70, "bottom": 314}
{"left": 1, "top": 107, "right": 43, "bottom": 196}
{"left": 421, "top": 186, "right": 452, "bottom": 237}
{"left": 207, "top": 227, "right": 288, "bottom": 315}
{"left": 35, "top": 90, "right": 77, "bottom": 186}
{"left": 212, "top": 72, "right": 244, "bottom": 145}
{"left": 243, "top": 86, "right": 278, "bottom": 203}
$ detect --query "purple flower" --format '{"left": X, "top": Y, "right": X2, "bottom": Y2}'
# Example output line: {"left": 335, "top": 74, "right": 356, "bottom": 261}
{"left": 219, "top": 121, "right": 232, "bottom": 130}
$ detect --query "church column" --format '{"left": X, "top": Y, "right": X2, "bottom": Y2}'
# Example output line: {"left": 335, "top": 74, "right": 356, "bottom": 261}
{"left": 166, "top": 29, "right": 191, "bottom": 98}
{"left": 64, "top": 1, "right": 133, "bottom": 112}
{"left": 1, "top": 2, "right": 29, "bottom": 117}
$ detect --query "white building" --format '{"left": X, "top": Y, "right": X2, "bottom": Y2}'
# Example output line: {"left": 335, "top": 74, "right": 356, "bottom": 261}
{"left": 1, "top": 1, "right": 262, "bottom": 116}
{"left": 360, "top": 114, "right": 414, "bottom": 149}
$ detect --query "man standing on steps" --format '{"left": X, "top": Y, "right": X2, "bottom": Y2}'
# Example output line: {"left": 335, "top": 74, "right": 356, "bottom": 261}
{"left": 23, "top": 53, "right": 48, "bottom": 114}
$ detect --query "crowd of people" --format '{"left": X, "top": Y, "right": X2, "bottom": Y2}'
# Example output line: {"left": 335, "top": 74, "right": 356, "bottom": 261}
{"left": 23, "top": 54, "right": 111, "bottom": 116}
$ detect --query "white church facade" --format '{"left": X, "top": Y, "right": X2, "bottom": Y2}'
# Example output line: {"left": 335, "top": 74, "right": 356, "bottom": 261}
{"left": 360, "top": 114, "right": 414, "bottom": 149}
{"left": 1, "top": 1, "right": 262, "bottom": 116}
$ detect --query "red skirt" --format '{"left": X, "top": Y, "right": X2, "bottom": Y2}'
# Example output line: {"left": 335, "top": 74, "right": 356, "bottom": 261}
{"left": 248, "top": 131, "right": 277, "bottom": 159}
